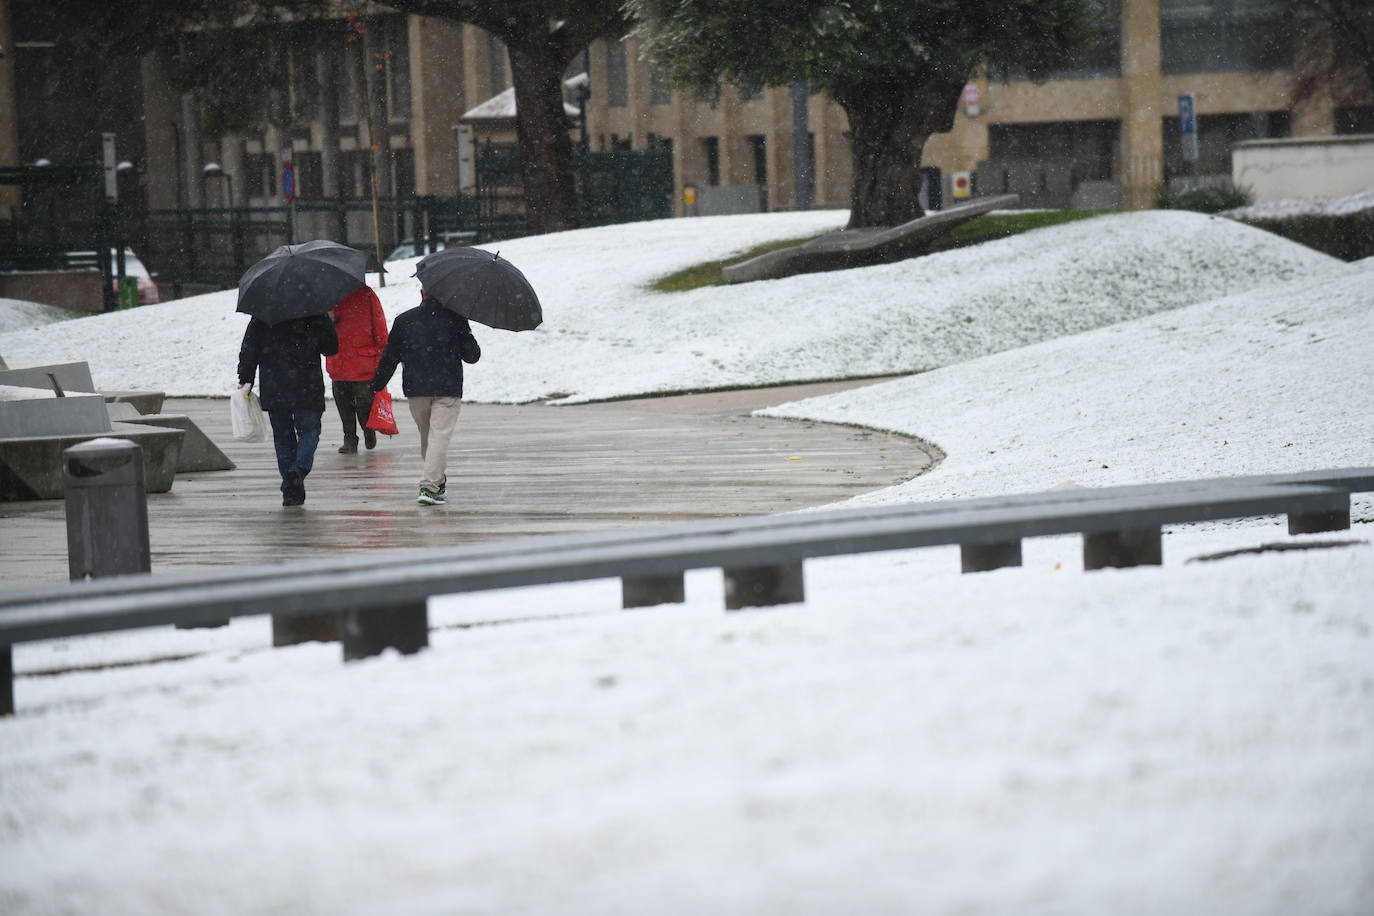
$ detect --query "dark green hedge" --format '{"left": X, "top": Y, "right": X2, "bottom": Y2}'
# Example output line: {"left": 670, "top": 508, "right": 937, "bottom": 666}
{"left": 1155, "top": 184, "right": 1254, "bottom": 213}
{"left": 1235, "top": 211, "right": 1374, "bottom": 262}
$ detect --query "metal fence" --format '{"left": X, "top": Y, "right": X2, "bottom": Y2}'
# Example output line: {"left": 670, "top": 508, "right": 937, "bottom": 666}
{"left": 4, "top": 146, "right": 673, "bottom": 302}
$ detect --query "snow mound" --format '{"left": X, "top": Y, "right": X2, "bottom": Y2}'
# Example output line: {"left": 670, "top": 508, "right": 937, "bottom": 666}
{"left": 0, "top": 209, "right": 1340, "bottom": 403}
{"left": 1224, "top": 189, "right": 1374, "bottom": 221}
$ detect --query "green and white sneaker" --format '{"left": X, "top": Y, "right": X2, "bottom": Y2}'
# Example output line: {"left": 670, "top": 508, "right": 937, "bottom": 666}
{"left": 417, "top": 487, "right": 446, "bottom": 506}
{"left": 436, "top": 476, "right": 447, "bottom": 498}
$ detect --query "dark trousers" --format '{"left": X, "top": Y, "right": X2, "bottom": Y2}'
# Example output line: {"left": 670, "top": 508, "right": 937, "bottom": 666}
{"left": 332, "top": 380, "right": 375, "bottom": 444}
{"left": 268, "top": 408, "right": 322, "bottom": 495}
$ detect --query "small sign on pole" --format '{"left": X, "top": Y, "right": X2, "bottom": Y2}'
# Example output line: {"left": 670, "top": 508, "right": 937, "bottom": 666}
{"left": 283, "top": 162, "right": 298, "bottom": 244}
{"left": 101, "top": 133, "right": 118, "bottom": 203}
{"left": 1178, "top": 93, "right": 1198, "bottom": 164}
{"left": 963, "top": 83, "right": 981, "bottom": 117}
{"left": 951, "top": 171, "right": 972, "bottom": 199}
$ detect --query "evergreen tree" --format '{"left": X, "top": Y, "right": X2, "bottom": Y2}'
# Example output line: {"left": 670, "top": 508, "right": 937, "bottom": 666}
{"left": 373, "top": 1, "right": 628, "bottom": 235}
{"left": 628, "top": 0, "right": 1102, "bottom": 228}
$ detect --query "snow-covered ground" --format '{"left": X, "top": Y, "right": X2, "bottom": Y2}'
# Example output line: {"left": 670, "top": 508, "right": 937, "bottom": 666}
{"left": 1, "top": 209, "right": 1371, "bottom": 915}
{"left": 1223, "top": 187, "right": 1374, "bottom": 220}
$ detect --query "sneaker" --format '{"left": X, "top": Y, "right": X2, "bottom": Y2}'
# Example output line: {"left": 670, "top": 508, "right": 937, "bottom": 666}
{"left": 417, "top": 487, "right": 446, "bottom": 506}
{"left": 436, "top": 475, "right": 447, "bottom": 498}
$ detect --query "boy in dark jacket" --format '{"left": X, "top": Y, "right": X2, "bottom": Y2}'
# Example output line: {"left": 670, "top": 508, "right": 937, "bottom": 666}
{"left": 371, "top": 290, "right": 480, "bottom": 505}
{"left": 238, "top": 314, "right": 339, "bottom": 506}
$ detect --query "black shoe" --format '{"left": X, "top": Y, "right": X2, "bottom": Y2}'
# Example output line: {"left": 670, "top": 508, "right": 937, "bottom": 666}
{"left": 338, "top": 439, "right": 358, "bottom": 454}
{"left": 283, "top": 470, "right": 306, "bottom": 506}
{"left": 363, "top": 429, "right": 377, "bottom": 450}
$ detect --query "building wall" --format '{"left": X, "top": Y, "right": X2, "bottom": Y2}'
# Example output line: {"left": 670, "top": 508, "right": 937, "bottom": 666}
{"left": 1233, "top": 134, "right": 1374, "bottom": 201}
{"left": 583, "top": 0, "right": 1370, "bottom": 215}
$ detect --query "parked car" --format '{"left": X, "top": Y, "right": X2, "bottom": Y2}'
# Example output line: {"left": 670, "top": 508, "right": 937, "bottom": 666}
{"left": 66, "top": 247, "right": 161, "bottom": 305}
{"left": 385, "top": 231, "right": 476, "bottom": 263}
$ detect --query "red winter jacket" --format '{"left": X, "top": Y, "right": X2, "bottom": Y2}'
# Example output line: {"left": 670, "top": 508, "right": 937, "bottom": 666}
{"left": 325, "top": 286, "right": 389, "bottom": 382}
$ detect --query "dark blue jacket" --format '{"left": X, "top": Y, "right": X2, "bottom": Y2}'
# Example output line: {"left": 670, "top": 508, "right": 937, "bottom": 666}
{"left": 237, "top": 315, "right": 339, "bottom": 412}
{"left": 371, "top": 298, "right": 480, "bottom": 397}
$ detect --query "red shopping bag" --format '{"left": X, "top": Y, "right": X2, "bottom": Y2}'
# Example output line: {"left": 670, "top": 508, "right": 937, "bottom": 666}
{"left": 365, "top": 389, "right": 399, "bottom": 436}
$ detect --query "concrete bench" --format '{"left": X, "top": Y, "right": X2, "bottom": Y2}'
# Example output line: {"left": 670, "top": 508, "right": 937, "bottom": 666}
{"left": 105, "top": 403, "right": 234, "bottom": 473}
{"left": 0, "top": 387, "right": 186, "bottom": 499}
{"left": 1, "top": 468, "right": 1367, "bottom": 716}
{"left": 0, "top": 361, "right": 164, "bottom": 414}
{"left": 722, "top": 194, "right": 1019, "bottom": 284}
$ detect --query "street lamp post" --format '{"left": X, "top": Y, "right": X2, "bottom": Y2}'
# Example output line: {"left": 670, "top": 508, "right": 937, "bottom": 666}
{"left": 202, "top": 162, "right": 233, "bottom": 208}
{"left": 202, "top": 162, "right": 242, "bottom": 279}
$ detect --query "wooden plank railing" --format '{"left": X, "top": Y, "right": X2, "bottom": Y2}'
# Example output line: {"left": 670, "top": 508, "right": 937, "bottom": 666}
{"left": 1, "top": 467, "right": 1369, "bottom": 716}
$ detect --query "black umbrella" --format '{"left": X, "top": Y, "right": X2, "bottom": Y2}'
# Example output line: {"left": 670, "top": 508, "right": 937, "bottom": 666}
{"left": 414, "top": 247, "right": 543, "bottom": 331}
{"left": 237, "top": 240, "right": 378, "bottom": 326}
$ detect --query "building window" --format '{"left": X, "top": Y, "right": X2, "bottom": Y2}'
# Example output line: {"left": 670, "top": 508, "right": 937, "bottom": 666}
{"left": 1335, "top": 107, "right": 1374, "bottom": 135}
{"left": 487, "top": 32, "right": 507, "bottom": 92}
{"left": 987, "top": 120, "right": 1121, "bottom": 182}
{"left": 746, "top": 134, "right": 767, "bottom": 185}
{"left": 1054, "top": 0, "right": 1121, "bottom": 78}
{"left": 1161, "top": 0, "right": 1292, "bottom": 74}
{"left": 291, "top": 46, "right": 320, "bottom": 122}
{"left": 650, "top": 66, "right": 672, "bottom": 105}
{"left": 387, "top": 18, "right": 411, "bottom": 121}
{"left": 1162, "top": 110, "right": 1290, "bottom": 179}
{"left": 606, "top": 39, "right": 628, "bottom": 107}
{"left": 333, "top": 42, "right": 358, "bottom": 122}
{"left": 243, "top": 153, "right": 276, "bottom": 200}
{"left": 990, "top": 0, "right": 1120, "bottom": 80}
{"left": 392, "top": 146, "right": 415, "bottom": 197}
{"left": 295, "top": 151, "right": 324, "bottom": 199}
{"left": 702, "top": 137, "right": 720, "bottom": 186}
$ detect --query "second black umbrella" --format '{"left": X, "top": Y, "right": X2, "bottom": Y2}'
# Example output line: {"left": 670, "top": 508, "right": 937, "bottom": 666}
{"left": 414, "top": 247, "right": 543, "bottom": 332}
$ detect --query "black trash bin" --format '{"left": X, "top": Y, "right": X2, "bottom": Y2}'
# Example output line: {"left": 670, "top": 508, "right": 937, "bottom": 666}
{"left": 63, "top": 438, "right": 150, "bottom": 581}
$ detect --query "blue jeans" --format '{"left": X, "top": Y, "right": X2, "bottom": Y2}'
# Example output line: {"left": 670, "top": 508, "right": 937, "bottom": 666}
{"left": 267, "top": 409, "right": 322, "bottom": 495}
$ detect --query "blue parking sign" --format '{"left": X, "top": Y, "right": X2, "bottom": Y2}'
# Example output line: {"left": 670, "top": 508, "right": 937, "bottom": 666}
{"left": 1178, "top": 94, "right": 1198, "bottom": 163}
{"left": 282, "top": 162, "right": 296, "bottom": 203}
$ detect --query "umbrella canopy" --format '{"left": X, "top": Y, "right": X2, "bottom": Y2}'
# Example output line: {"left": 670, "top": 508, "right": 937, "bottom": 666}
{"left": 414, "top": 247, "right": 543, "bottom": 332}
{"left": 237, "top": 240, "right": 377, "bottom": 326}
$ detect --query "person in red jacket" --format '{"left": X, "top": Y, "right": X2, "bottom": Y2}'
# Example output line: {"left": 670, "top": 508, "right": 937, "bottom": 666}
{"left": 326, "top": 286, "right": 390, "bottom": 453}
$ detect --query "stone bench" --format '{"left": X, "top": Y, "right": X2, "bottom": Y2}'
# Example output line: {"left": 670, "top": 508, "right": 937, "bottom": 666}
{"left": 722, "top": 194, "right": 1019, "bottom": 284}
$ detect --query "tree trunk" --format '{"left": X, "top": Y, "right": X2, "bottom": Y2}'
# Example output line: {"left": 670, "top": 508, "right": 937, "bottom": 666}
{"left": 835, "top": 76, "right": 965, "bottom": 229}
{"left": 507, "top": 38, "right": 580, "bottom": 235}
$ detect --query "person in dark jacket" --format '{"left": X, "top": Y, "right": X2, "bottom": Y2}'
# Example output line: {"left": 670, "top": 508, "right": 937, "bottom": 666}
{"left": 326, "top": 286, "right": 389, "bottom": 453}
{"left": 238, "top": 314, "right": 339, "bottom": 506}
{"left": 370, "top": 290, "right": 480, "bottom": 506}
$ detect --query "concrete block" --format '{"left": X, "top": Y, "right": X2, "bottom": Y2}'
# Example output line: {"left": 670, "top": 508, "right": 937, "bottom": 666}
{"left": 723, "top": 562, "right": 805, "bottom": 609}
{"left": 0, "top": 391, "right": 112, "bottom": 438}
{"left": 0, "top": 425, "right": 184, "bottom": 501}
{"left": 0, "top": 361, "right": 97, "bottom": 393}
{"left": 104, "top": 391, "right": 166, "bottom": 416}
{"left": 115, "top": 414, "right": 236, "bottom": 472}
{"left": 622, "top": 572, "right": 686, "bottom": 608}
{"left": 722, "top": 194, "right": 1018, "bottom": 284}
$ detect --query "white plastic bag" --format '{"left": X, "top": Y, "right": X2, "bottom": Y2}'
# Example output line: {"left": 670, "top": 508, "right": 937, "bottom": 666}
{"left": 229, "top": 387, "right": 267, "bottom": 442}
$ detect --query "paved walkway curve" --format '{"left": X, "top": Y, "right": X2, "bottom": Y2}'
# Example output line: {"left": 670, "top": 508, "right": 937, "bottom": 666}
{"left": 0, "top": 379, "right": 938, "bottom": 589}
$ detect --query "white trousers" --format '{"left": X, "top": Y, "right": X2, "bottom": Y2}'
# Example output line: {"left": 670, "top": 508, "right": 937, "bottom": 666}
{"left": 406, "top": 396, "right": 462, "bottom": 492}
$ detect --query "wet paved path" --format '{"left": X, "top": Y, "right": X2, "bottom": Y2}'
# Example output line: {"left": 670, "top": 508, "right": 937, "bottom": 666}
{"left": 0, "top": 379, "right": 937, "bottom": 589}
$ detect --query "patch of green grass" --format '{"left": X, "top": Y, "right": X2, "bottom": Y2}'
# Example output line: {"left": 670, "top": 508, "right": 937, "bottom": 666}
{"left": 649, "top": 211, "right": 1110, "bottom": 293}
{"left": 650, "top": 233, "right": 832, "bottom": 293}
